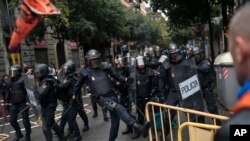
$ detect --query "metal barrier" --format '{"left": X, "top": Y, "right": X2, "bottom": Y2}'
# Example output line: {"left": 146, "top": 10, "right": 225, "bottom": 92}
{"left": 145, "top": 102, "right": 229, "bottom": 141}
{"left": 178, "top": 122, "right": 220, "bottom": 141}
{"left": 0, "top": 134, "right": 9, "bottom": 141}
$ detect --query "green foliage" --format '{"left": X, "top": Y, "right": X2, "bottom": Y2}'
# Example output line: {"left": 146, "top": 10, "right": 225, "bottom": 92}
{"left": 169, "top": 26, "right": 192, "bottom": 45}
{"left": 9, "top": 0, "right": 170, "bottom": 49}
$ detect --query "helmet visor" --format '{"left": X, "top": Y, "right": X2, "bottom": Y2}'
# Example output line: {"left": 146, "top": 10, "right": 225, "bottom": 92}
{"left": 169, "top": 52, "right": 182, "bottom": 62}
{"left": 9, "top": 70, "right": 18, "bottom": 77}
{"left": 89, "top": 58, "right": 100, "bottom": 68}
{"left": 62, "top": 66, "right": 69, "bottom": 75}
{"left": 136, "top": 56, "right": 145, "bottom": 68}
{"left": 34, "top": 71, "right": 42, "bottom": 79}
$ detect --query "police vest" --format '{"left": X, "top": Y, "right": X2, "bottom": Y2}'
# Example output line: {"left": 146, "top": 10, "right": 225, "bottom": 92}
{"left": 9, "top": 76, "right": 27, "bottom": 104}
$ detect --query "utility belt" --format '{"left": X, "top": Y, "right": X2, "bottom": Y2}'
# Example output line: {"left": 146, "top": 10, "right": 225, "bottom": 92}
{"left": 11, "top": 102, "right": 28, "bottom": 106}
{"left": 137, "top": 97, "right": 150, "bottom": 100}
{"left": 94, "top": 91, "right": 116, "bottom": 101}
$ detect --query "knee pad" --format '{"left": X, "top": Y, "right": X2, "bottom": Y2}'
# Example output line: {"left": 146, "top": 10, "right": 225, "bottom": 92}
{"left": 106, "top": 101, "right": 118, "bottom": 111}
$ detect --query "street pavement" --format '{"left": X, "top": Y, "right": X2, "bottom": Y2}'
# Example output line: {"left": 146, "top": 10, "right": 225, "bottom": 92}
{"left": 0, "top": 93, "right": 146, "bottom": 141}
{"left": 0, "top": 91, "right": 230, "bottom": 141}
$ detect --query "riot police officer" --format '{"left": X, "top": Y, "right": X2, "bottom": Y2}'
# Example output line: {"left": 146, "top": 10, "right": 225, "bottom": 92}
{"left": 7, "top": 65, "right": 31, "bottom": 141}
{"left": 34, "top": 64, "right": 65, "bottom": 141}
{"left": 192, "top": 47, "right": 220, "bottom": 124}
{"left": 73, "top": 49, "right": 149, "bottom": 141}
{"left": 58, "top": 60, "right": 82, "bottom": 141}
{"left": 135, "top": 56, "right": 153, "bottom": 125}
{"left": 113, "top": 56, "right": 132, "bottom": 135}
{"left": 157, "top": 43, "right": 185, "bottom": 136}
{"left": 158, "top": 43, "right": 184, "bottom": 103}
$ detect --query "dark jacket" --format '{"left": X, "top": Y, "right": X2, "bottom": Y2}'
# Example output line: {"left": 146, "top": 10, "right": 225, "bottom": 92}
{"left": 74, "top": 62, "right": 126, "bottom": 97}
{"left": 214, "top": 90, "right": 250, "bottom": 141}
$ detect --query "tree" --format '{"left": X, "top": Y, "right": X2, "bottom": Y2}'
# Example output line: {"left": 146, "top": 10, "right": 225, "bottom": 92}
{"left": 9, "top": 0, "right": 170, "bottom": 53}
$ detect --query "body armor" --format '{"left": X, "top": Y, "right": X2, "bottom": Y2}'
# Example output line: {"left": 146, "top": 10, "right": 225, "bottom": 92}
{"left": 83, "top": 62, "right": 114, "bottom": 97}
{"left": 136, "top": 68, "right": 152, "bottom": 98}
{"left": 197, "top": 59, "right": 211, "bottom": 89}
{"left": 38, "top": 75, "right": 57, "bottom": 107}
{"left": 9, "top": 76, "right": 27, "bottom": 104}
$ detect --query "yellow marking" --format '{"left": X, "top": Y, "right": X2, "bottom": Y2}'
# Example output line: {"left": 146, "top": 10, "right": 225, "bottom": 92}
{"left": 0, "top": 133, "right": 9, "bottom": 141}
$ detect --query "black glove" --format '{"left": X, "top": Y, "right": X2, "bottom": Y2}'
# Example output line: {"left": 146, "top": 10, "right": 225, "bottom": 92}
{"left": 126, "top": 77, "right": 134, "bottom": 84}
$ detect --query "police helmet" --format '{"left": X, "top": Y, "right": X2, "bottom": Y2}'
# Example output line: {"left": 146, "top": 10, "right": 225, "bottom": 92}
{"left": 136, "top": 55, "right": 145, "bottom": 69}
{"left": 154, "top": 46, "right": 161, "bottom": 56}
{"left": 168, "top": 43, "right": 180, "bottom": 54}
{"left": 192, "top": 46, "right": 203, "bottom": 63}
{"left": 63, "top": 60, "right": 76, "bottom": 75}
{"left": 34, "top": 64, "right": 49, "bottom": 80}
{"left": 154, "top": 46, "right": 160, "bottom": 52}
{"left": 85, "top": 49, "right": 101, "bottom": 68}
{"left": 192, "top": 46, "right": 203, "bottom": 55}
{"left": 167, "top": 43, "right": 182, "bottom": 63}
{"left": 121, "top": 44, "right": 128, "bottom": 52}
{"left": 9, "top": 65, "right": 22, "bottom": 77}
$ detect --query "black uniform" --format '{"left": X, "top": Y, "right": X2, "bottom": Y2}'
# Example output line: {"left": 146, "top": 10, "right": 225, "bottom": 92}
{"left": 136, "top": 67, "right": 153, "bottom": 125}
{"left": 196, "top": 59, "right": 219, "bottom": 115}
{"left": 7, "top": 75, "right": 31, "bottom": 141}
{"left": 192, "top": 46, "right": 220, "bottom": 124}
{"left": 113, "top": 66, "right": 130, "bottom": 108}
{"left": 76, "top": 89, "right": 89, "bottom": 131}
{"left": 147, "top": 56, "right": 161, "bottom": 70}
{"left": 113, "top": 65, "right": 133, "bottom": 135}
{"left": 58, "top": 73, "right": 81, "bottom": 140}
{"left": 146, "top": 56, "right": 161, "bottom": 101}
{"left": 74, "top": 62, "right": 146, "bottom": 141}
{"left": 36, "top": 75, "right": 64, "bottom": 141}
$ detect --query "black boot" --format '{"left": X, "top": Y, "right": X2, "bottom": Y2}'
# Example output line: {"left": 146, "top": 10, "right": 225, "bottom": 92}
{"left": 82, "top": 125, "right": 89, "bottom": 132}
{"left": 64, "top": 132, "right": 73, "bottom": 139}
{"left": 58, "top": 136, "right": 66, "bottom": 141}
{"left": 131, "top": 131, "right": 140, "bottom": 139}
{"left": 131, "top": 121, "right": 150, "bottom": 139}
{"left": 121, "top": 126, "right": 133, "bottom": 135}
{"left": 73, "top": 135, "right": 82, "bottom": 141}
{"left": 142, "top": 121, "right": 150, "bottom": 137}
{"left": 131, "top": 123, "right": 143, "bottom": 139}
{"left": 23, "top": 133, "right": 31, "bottom": 141}
{"left": 12, "top": 132, "right": 23, "bottom": 141}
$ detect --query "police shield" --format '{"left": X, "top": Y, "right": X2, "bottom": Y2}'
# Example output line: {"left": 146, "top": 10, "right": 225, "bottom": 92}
{"left": 128, "top": 56, "right": 137, "bottom": 117}
{"left": 24, "top": 75, "right": 38, "bottom": 107}
{"left": 171, "top": 58, "right": 204, "bottom": 111}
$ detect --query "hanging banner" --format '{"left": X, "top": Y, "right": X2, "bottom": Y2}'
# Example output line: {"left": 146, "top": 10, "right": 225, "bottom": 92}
{"left": 11, "top": 53, "right": 21, "bottom": 65}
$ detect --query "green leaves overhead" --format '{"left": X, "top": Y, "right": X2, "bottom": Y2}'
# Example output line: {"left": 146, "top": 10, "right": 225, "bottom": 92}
{"left": 10, "top": 0, "right": 169, "bottom": 48}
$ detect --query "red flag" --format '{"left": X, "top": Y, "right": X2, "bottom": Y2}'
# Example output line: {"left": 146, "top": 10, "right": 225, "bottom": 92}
{"left": 0, "top": 96, "right": 8, "bottom": 122}
{"left": 8, "top": 3, "right": 42, "bottom": 52}
{"left": 23, "top": 0, "right": 60, "bottom": 15}
{"left": 8, "top": 0, "right": 60, "bottom": 52}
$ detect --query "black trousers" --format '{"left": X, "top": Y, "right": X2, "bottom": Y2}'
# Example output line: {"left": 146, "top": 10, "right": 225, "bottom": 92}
{"left": 41, "top": 105, "right": 63, "bottom": 141}
{"left": 98, "top": 95, "right": 136, "bottom": 141}
{"left": 10, "top": 104, "right": 31, "bottom": 136}
{"left": 60, "top": 102, "right": 80, "bottom": 136}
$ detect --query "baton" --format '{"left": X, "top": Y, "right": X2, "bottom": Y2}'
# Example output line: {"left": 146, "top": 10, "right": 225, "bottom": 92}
{"left": 51, "top": 102, "right": 73, "bottom": 129}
